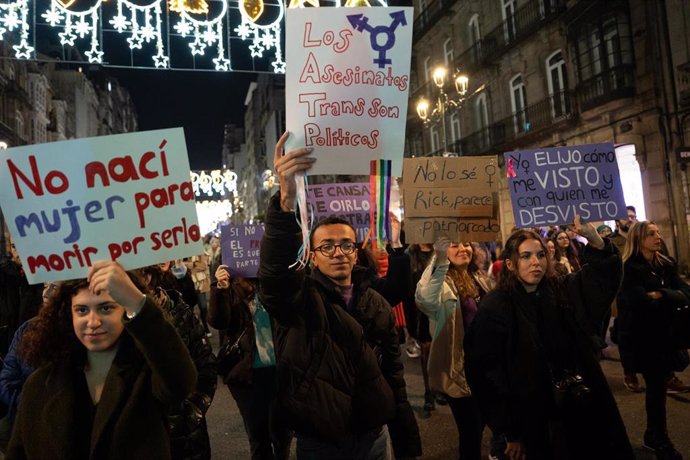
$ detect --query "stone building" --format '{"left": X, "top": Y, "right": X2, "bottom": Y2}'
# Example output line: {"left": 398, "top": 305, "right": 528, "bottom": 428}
{"left": 407, "top": 0, "right": 690, "bottom": 270}
{"left": 238, "top": 73, "right": 285, "bottom": 223}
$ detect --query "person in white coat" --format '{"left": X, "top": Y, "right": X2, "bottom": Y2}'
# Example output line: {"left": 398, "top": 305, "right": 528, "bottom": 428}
{"left": 415, "top": 237, "right": 482, "bottom": 460}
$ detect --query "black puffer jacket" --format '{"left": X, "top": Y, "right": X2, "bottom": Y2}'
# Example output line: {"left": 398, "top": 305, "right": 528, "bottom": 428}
{"left": 259, "top": 194, "right": 421, "bottom": 457}
{"left": 158, "top": 289, "right": 217, "bottom": 460}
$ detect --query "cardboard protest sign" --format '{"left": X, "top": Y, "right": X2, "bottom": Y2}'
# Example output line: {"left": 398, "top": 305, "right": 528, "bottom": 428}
{"left": 504, "top": 143, "right": 627, "bottom": 227}
{"left": 220, "top": 223, "right": 264, "bottom": 278}
{"left": 0, "top": 128, "right": 203, "bottom": 284}
{"left": 285, "top": 6, "right": 413, "bottom": 176}
{"left": 306, "top": 182, "right": 370, "bottom": 241}
{"left": 402, "top": 156, "right": 500, "bottom": 243}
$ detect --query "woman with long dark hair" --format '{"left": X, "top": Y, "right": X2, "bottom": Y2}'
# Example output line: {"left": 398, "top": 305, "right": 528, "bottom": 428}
{"left": 465, "top": 217, "right": 633, "bottom": 459}
{"left": 551, "top": 230, "right": 581, "bottom": 274}
{"left": 8, "top": 261, "right": 196, "bottom": 459}
{"left": 616, "top": 221, "right": 687, "bottom": 459}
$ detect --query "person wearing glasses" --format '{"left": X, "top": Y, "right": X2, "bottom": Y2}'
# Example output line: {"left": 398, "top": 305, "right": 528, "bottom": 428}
{"left": 258, "top": 132, "right": 421, "bottom": 460}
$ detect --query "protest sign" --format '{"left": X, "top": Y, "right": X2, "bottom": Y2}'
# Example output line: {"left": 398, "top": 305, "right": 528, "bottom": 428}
{"left": 285, "top": 6, "right": 413, "bottom": 176}
{"left": 0, "top": 128, "right": 203, "bottom": 284}
{"left": 402, "top": 156, "right": 499, "bottom": 243}
{"left": 221, "top": 223, "right": 264, "bottom": 278}
{"left": 405, "top": 217, "right": 501, "bottom": 243}
{"left": 306, "top": 182, "right": 370, "bottom": 241}
{"left": 504, "top": 143, "right": 627, "bottom": 227}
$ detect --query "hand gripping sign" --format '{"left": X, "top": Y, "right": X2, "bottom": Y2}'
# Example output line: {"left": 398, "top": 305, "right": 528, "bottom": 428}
{"left": 0, "top": 128, "right": 203, "bottom": 284}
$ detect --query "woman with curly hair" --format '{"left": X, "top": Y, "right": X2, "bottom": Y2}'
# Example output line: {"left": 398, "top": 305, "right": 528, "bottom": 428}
{"left": 7, "top": 261, "right": 196, "bottom": 460}
{"left": 415, "top": 239, "right": 483, "bottom": 459}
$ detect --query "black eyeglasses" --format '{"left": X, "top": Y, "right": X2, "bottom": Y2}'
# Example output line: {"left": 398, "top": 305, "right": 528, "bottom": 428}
{"left": 313, "top": 242, "right": 357, "bottom": 257}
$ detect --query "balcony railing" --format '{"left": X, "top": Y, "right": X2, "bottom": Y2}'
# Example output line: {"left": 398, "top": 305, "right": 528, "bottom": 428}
{"left": 413, "top": 0, "right": 458, "bottom": 43}
{"left": 424, "top": 91, "right": 576, "bottom": 156}
{"left": 454, "top": 0, "right": 566, "bottom": 69}
{"left": 577, "top": 65, "right": 635, "bottom": 111}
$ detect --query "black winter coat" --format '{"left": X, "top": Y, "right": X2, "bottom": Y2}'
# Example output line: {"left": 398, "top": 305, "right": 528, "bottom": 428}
{"left": 465, "top": 242, "right": 633, "bottom": 459}
{"left": 616, "top": 253, "right": 690, "bottom": 373}
{"left": 159, "top": 289, "right": 217, "bottom": 460}
{"left": 0, "top": 257, "right": 43, "bottom": 357}
{"left": 258, "top": 194, "right": 421, "bottom": 458}
{"left": 208, "top": 282, "right": 262, "bottom": 386}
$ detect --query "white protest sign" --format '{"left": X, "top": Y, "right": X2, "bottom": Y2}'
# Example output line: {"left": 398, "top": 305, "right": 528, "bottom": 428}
{"left": 0, "top": 128, "right": 203, "bottom": 284}
{"left": 285, "top": 6, "right": 413, "bottom": 176}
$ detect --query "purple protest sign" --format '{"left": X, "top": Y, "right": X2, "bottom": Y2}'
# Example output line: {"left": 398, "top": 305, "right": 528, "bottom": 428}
{"left": 504, "top": 143, "right": 627, "bottom": 227}
{"left": 306, "top": 183, "right": 371, "bottom": 242}
{"left": 220, "top": 223, "right": 264, "bottom": 278}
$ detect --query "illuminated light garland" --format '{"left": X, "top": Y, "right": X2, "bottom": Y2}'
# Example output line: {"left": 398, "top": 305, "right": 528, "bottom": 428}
{"left": 191, "top": 169, "right": 238, "bottom": 197}
{"left": 235, "top": 0, "right": 284, "bottom": 73}
{"left": 0, "top": 0, "right": 390, "bottom": 71}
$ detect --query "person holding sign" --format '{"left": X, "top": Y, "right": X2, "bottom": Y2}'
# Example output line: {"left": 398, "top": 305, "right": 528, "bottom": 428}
{"left": 415, "top": 239, "right": 484, "bottom": 460}
{"left": 6, "top": 261, "right": 197, "bottom": 460}
{"left": 464, "top": 217, "right": 633, "bottom": 459}
{"left": 259, "top": 132, "right": 421, "bottom": 460}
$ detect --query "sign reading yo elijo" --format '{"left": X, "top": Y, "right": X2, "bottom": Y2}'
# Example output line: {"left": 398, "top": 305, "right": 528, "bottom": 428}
{"left": 285, "top": 6, "right": 413, "bottom": 176}
{"left": 505, "top": 143, "right": 627, "bottom": 227}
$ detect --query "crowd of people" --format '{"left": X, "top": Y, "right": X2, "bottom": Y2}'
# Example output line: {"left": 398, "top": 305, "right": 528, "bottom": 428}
{"left": 0, "top": 133, "right": 688, "bottom": 459}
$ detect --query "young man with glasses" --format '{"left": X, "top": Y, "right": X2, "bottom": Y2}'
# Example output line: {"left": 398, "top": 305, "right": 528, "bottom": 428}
{"left": 258, "top": 132, "right": 421, "bottom": 460}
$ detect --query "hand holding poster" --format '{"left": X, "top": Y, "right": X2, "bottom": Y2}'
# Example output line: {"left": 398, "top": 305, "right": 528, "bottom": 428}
{"left": 285, "top": 6, "right": 413, "bottom": 175}
{"left": 0, "top": 128, "right": 203, "bottom": 284}
{"left": 221, "top": 223, "right": 264, "bottom": 278}
{"left": 402, "top": 156, "right": 500, "bottom": 243}
{"left": 505, "top": 143, "right": 627, "bottom": 227}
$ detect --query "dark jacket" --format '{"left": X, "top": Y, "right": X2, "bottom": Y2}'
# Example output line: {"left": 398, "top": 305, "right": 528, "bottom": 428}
{"left": 7, "top": 299, "right": 197, "bottom": 460}
{"left": 616, "top": 253, "right": 690, "bottom": 373}
{"left": 159, "top": 289, "right": 217, "bottom": 460}
{"left": 0, "top": 258, "right": 43, "bottom": 357}
{"left": 208, "top": 281, "right": 259, "bottom": 386}
{"left": 0, "top": 319, "right": 34, "bottom": 423}
{"left": 258, "top": 194, "right": 421, "bottom": 457}
{"left": 465, "top": 242, "right": 633, "bottom": 459}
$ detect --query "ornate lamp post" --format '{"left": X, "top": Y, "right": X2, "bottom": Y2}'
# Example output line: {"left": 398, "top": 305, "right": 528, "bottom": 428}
{"left": 416, "top": 66, "right": 469, "bottom": 154}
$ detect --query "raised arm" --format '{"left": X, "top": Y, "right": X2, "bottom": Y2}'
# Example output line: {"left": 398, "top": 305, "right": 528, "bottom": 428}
{"left": 258, "top": 132, "right": 315, "bottom": 325}
{"left": 415, "top": 237, "right": 451, "bottom": 318}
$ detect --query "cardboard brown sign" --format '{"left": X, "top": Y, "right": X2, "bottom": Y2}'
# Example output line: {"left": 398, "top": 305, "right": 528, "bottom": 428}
{"left": 403, "top": 186, "right": 494, "bottom": 218}
{"left": 405, "top": 217, "right": 501, "bottom": 243}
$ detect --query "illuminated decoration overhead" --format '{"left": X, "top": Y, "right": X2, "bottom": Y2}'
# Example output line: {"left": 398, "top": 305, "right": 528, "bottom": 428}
{"left": 191, "top": 169, "right": 238, "bottom": 198}
{"left": 195, "top": 199, "right": 233, "bottom": 235}
{"left": 0, "top": 0, "right": 389, "bottom": 72}
{"left": 235, "top": 0, "right": 284, "bottom": 73}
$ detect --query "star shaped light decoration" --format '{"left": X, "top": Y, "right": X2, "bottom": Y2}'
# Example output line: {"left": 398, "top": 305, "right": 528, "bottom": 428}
{"left": 127, "top": 33, "right": 144, "bottom": 49}
{"left": 213, "top": 56, "right": 230, "bottom": 71}
{"left": 85, "top": 47, "right": 104, "bottom": 63}
{"left": 13, "top": 39, "right": 33, "bottom": 59}
{"left": 272, "top": 59, "right": 286, "bottom": 74}
{"left": 153, "top": 52, "right": 169, "bottom": 68}
{"left": 59, "top": 29, "right": 76, "bottom": 46}
{"left": 249, "top": 41, "right": 263, "bottom": 57}
{"left": 235, "top": 0, "right": 285, "bottom": 74}
{"left": 189, "top": 38, "right": 206, "bottom": 56}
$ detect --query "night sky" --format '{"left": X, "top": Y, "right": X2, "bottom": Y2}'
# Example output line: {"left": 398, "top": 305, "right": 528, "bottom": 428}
{"left": 110, "top": 67, "right": 255, "bottom": 171}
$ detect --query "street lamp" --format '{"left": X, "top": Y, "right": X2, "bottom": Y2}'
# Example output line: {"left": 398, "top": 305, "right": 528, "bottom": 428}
{"left": 416, "top": 66, "right": 469, "bottom": 154}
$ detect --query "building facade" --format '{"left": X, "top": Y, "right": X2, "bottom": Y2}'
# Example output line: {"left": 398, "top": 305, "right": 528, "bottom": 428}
{"left": 407, "top": 0, "right": 690, "bottom": 270}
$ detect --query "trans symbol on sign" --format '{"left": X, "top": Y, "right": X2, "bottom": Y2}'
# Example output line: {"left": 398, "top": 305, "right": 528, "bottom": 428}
{"left": 347, "top": 10, "right": 407, "bottom": 68}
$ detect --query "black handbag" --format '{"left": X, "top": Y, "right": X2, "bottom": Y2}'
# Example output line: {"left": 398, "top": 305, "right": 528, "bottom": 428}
{"left": 217, "top": 325, "right": 251, "bottom": 376}
{"left": 670, "top": 303, "right": 690, "bottom": 350}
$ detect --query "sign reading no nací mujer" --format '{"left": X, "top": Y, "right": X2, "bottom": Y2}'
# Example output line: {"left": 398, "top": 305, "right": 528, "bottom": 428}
{"left": 0, "top": 128, "right": 203, "bottom": 284}
{"left": 285, "top": 6, "right": 413, "bottom": 176}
